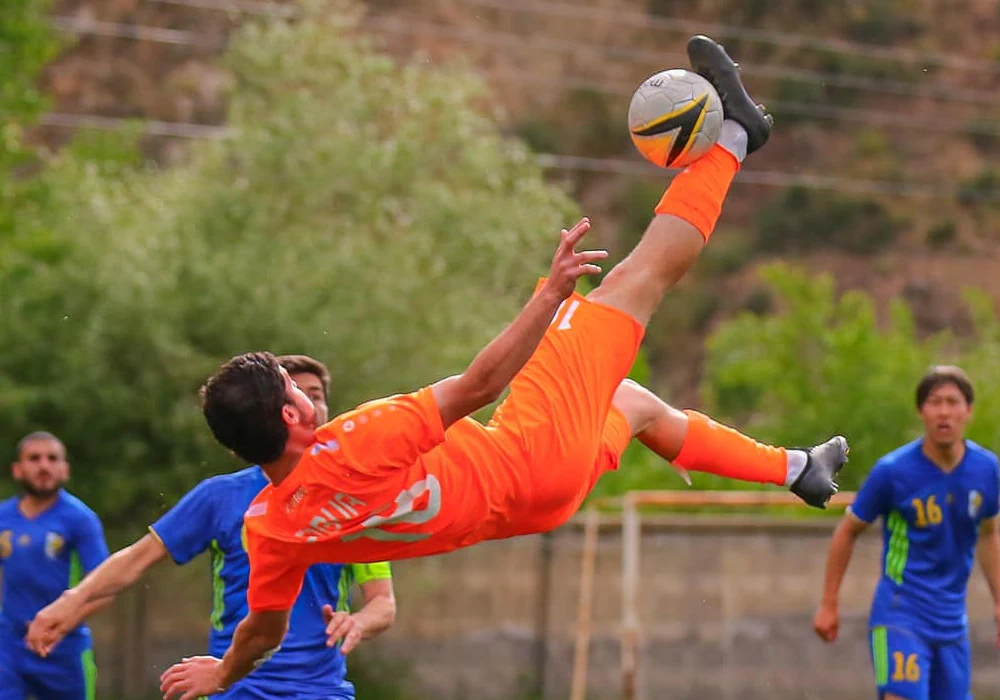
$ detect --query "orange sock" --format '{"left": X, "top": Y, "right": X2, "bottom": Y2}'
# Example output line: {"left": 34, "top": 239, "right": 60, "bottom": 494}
{"left": 672, "top": 410, "right": 787, "bottom": 486}
{"left": 653, "top": 144, "right": 739, "bottom": 241}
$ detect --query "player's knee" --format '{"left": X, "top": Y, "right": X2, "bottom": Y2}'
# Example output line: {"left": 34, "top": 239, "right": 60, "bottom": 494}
{"left": 613, "top": 379, "right": 669, "bottom": 435}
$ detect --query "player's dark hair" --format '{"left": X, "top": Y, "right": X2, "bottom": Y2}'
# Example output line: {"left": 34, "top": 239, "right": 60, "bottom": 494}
{"left": 201, "top": 352, "right": 291, "bottom": 464}
{"left": 915, "top": 365, "right": 974, "bottom": 409}
{"left": 15, "top": 431, "right": 64, "bottom": 460}
{"left": 277, "top": 354, "right": 331, "bottom": 402}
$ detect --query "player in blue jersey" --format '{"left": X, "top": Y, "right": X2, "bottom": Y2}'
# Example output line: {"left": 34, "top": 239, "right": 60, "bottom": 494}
{"left": 27, "top": 356, "right": 396, "bottom": 700}
{"left": 813, "top": 366, "right": 1000, "bottom": 700}
{"left": 0, "top": 431, "right": 110, "bottom": 700}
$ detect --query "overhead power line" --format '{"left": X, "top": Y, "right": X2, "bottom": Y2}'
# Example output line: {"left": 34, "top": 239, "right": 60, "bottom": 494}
{"left": 49, "top": 15, "right": 219, "bottom": 47}
{"left": 39, "top": 112, "right": 229, "bottom": 138}
{"left": 52, "top": 11, "right": 1000, "bottom": 107}
{"left": 456, "top": 0, "right": 1000, "bottom": 75}
{"left": 40, "top": 111, "right": 991, "bottom": 201}
{"left": 362, "top": 17, "right": 1000, "bottom": 107}
{"left": 149, "top": 0, "right": 1000, "bottom": 75}
{"left": 49, "top": 15, "right": 1000, "bottom": 138}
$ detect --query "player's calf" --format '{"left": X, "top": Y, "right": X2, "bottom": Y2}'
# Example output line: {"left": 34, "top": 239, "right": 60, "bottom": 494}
{"left": 612, "top": 380, "right": 847, "bottom": 508}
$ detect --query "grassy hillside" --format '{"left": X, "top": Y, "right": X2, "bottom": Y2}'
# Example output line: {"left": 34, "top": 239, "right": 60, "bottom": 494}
{"left": 38, "top": 0, "right": 1000, "bottom": 402}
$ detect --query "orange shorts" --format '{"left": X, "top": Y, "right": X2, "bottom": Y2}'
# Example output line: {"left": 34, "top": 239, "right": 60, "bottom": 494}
{"left": 483, "top": 281, "right": 644, "bottom": 537}
{"left": 244, "top": 282, "right": 644, "bottom": 611}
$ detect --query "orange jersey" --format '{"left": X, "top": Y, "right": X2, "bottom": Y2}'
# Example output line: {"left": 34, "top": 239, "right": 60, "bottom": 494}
{"left": 245, "top": 284, "right": 643, "bottom": 612}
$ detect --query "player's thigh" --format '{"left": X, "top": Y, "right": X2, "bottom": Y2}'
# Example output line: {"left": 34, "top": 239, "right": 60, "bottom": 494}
{"left": 494, "top": 282, "right": 643, "bottom": 471}
{"left": 0, "top": 640, "right": 28, "bottom": 700}
{"left": 929, "top": 636, "right": 972, "bottom": 700}
{"left": 29, "top": 646, "right": 97, "bottom": 700}
{"left": 870, "top": 625, "right": 931, "bottom": 700}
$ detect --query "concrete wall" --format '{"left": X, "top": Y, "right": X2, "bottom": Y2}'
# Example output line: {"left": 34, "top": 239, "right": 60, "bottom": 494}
{"left": 90, "top": 514, "right": 1000, "bottom": 699}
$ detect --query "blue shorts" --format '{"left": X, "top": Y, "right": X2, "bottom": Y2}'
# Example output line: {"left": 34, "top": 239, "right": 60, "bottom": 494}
{"left": 869, "top": 625, "right": 971, "bottom": 700}
{"left": 0, "top": 634, "right": 96, "bottom": 700}
{"left": 212, "top": 679, "right": 355, "bottom": 700}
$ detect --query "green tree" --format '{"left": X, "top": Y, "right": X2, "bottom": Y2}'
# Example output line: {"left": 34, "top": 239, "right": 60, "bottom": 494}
{"left": 700, "top": 264, "right": 1000, "bottom": 491}
{"left": 0, "top": 9, "right": 576, "bottom": 527}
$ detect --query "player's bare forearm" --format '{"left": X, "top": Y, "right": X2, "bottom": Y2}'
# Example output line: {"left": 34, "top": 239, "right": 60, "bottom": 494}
{"left": 821, "top": 516, "right": 866, "bottom": 607}
{"left": 433, "top": 285, "right": 564, "bottom": 427}
{"left": 355, "top": 579, "right": 396, "bottom": 640}
{"left": 433, "top": 217, "right": 606, "bottom": 428}
{"left": 977, "top": 518, "right": 1000, "bottom": 603}
{"left": 28, "top": 535, "right": 166, "bottom": 656}
{"left": 75, "top": 534, "right": 166, "bottom": 604}
{"left": 218, "top": 610, "right": 290, "bottom": 689}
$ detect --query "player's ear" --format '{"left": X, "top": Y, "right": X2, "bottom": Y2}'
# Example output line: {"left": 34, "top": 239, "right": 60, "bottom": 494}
{"left": 280, "top": 403, "right": 300, "bottom": 426}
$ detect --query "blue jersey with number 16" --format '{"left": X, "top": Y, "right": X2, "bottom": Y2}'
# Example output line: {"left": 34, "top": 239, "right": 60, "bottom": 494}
{"left": 850, "top": 439, "right": 1000, "bottom": 642}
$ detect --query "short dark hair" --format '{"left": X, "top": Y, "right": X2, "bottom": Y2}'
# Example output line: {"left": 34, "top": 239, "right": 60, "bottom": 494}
{"left": 277, "top": 354, "right": 331, "bottom": 402}
{"left": 916, "top": 365, "right": 974, "bottom": 408}
{"left": 16, "top": 431, "right": 65, "bottom": 460}
{"left": 201, "top": 352, "right": 290, "bottom": 464}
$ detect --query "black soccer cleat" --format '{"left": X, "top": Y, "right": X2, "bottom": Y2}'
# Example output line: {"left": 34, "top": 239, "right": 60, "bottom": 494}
{"left": 686, "top": 34, "right": 773, "bottom": 155}
{"left": 790, "top": 436, "right": 849, "bottom": 509}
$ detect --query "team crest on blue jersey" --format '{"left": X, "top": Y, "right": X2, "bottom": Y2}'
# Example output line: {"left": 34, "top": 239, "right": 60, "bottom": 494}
{"left": 45, "top": 532, "right": 65, "bottom": 559}
{"left": 0, "top": 530, "right": 11, "bottom": 558}
{"left": 17, "top": 533, "right": 30, "bottom": 547}
{"left": 969, "top": 490, "right": 983, "bottom": 519}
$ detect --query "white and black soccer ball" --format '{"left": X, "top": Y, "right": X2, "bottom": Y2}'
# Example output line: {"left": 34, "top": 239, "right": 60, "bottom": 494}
{"left": 628, "top": 69, "right": 723, "bottom": 169}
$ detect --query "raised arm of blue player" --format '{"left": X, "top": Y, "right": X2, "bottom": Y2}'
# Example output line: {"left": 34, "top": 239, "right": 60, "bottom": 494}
{"left": 29, "top": 477, "right": 222, "bottom": 657}
{"left": 28, "top": 534, "right": 168, "bottom": 656}
{"left": 322, "top": 563, "right": 396, "bottom": 654}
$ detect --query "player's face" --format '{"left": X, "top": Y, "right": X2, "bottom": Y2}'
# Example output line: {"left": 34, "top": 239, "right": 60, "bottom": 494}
{"left": 919, "top": 382, "right": 972, "bottom": 448}
{"left": 12, "top": 439, "right": 69, "bottom": 500}
{"left": 280, "top": 368, "right": 318, "bottom": 431}
{"left": 290, "top": 371, "right": 328, "bottom": 425}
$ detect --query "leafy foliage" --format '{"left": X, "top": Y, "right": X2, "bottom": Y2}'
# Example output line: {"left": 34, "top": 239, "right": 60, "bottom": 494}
{"left": 0, "top": 11, "right": 577, "bottom": 525}
{"left": 701, "top": 264, "right": 1000, "bottom": 490}
{"left": 755, "top": 186, "right": 906, "bottom": 254}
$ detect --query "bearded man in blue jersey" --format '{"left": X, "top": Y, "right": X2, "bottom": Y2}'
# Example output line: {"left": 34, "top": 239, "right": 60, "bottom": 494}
{"left": 27, "top": 355, "right": 396, "bottom": 700}
{"left": 814, "top": 365, "right": 1000, "bottom": 700}
{"left": 0, "top": 431, "right": 110, "bottom": 700}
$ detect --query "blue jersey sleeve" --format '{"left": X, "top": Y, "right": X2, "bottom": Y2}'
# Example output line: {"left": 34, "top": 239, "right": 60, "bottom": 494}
{"left": 850, "top": 461, "right": 893, "bottom": 524}
{"left": 74, "top": 509, "right": 110, "bottom": 574}
{"left": 150, "top": 479, "right": 220, "bottom": 565}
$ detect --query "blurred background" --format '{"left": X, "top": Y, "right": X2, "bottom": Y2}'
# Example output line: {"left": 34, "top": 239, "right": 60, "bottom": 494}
{"left": 5, "top": 0, "right": 1000, "bottom": 697}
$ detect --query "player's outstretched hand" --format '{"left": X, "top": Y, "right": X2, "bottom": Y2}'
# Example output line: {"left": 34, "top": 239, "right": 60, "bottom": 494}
{"left": 543, "top": 217, "right": 608, "bottom": 301}
{"left": 26, "top": 595, "right": 78, "bottom": 658}
{"left": 160, "top": 655, "right": 225, "bottom": 700}
{"left": 322, "top": 603, "right": 364, "bottom": 655}
{"left": 812, "top": 603, "right": 839, "bottom": 643}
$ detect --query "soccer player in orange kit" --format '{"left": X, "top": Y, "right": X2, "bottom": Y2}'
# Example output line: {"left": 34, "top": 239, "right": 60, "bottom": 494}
{"left": 160, "top": 36, "right": 849, "bottom": 699}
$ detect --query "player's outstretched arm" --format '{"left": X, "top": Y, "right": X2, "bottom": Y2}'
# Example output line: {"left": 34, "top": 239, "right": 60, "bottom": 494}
{"left": 160, "top": 609, "right": 291, "bottom": 700}
{"left": 27, "top": 533, "right": 167, "bottom": 656}
{"left": 975, "top": 516, "right": 1000, "bottom": 647}
{"left": 322, "top": 576, "right": 396, "bottom": 654}
{"left": 432, "top": 217, "right": 606, "bottom": 429}
{"left": 813, "top": 513, "right": 868, "bottom": 643}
